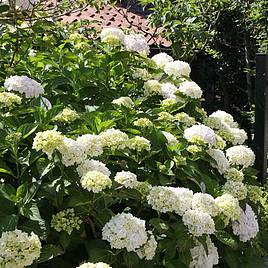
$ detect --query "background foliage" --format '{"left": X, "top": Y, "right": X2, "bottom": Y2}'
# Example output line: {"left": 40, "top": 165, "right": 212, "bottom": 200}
{"left": 137, "top": 0, "right": 268, "bottom": 138}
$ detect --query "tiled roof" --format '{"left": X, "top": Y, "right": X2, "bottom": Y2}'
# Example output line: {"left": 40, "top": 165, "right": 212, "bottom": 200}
{"left": 59, "top": 5, "right": 171, "bottom": 47}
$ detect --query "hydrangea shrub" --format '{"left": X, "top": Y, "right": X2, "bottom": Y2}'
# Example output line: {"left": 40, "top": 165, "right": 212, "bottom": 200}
{"left": 0, "top": 20, "right": 266, "bottom": 268}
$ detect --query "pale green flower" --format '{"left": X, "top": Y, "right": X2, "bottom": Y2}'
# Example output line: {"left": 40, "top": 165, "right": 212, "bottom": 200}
{"left": 127, "top": 136, "right": 151, "bottom": 152}
{"left": 51, "top": 208, "right": 82, "bottom": 235}
{"left": 32, "top": 130, "right": 64, "bottom": 159}
{"left": 54, "top": 107, "right": 79, "bottom": 123}
{"left": 0, "top": 92, "right": 22, "bottom": 108}
{"left": 81, "top": 170, "right": 112, "bottom": 193}
{"left": 134, "top": 118, "right": 153, "bottom": 128}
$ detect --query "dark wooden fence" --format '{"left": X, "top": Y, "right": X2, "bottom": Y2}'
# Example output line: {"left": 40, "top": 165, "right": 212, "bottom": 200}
{"left": 254, "top": 54, "right": 268, "bottom": 184}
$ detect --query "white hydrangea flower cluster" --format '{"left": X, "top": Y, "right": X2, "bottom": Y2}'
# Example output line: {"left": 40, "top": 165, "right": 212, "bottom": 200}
{"left": 4, "top": 75, "right": 44, "bottom": 98}
{"left": 102, "top": 212, "right": 148, "bottom": 252}
{"left": 232, "top": 204, "right": 259, "bottom": 242}
{"left": 224, "top": 168, "right": 244, "bottom": 182}
{"left": 0, "top": 229, "right": 41, "bottom": 268}
{"left": 134, "top": 117, "right": 153, "bottom": 128}
{"left": 0, "top": 92, "right": 22, "bottom": 108}
{"left": 205, "top": 110, "right": 248, "bottom": 145}
{"left": 164, "top": 60, "right": 191, "bottom": 77}
{"left": 100, "top": 27, "right": 125, "bottom": 45}
{"left": 136, "top": 233, "right": 157, "bottom": 260}
{"left": 114, "top": 171, "right": 138, "bottom": 188}
{"left": 33, "top": 128, "right": 131, "bottom": 166}
{"left": 207, "top": 149, "right": 230, "bottom": 174}
{"left": 77, "top": 159, "right": 111, "bottom": 177}
{"left": 160, "top": 82, "right": 179, "bottom": 100}
{"left": 182, "top": 209, "right": 215, "bottom": 236}
{"left": 158, "top": 111, "right": 174, "bottom": 122}
{"left": 215, "top": 194, "right": 241, "bottom": 223}
{"left": 51, "top": 208, "right": 82, "bottom": 235}
{"left": 161, "top": 98, "right": 177, "bottom": 108}
{"left": 100, "top": 28, "right": 150, "bottom": 54}
{"left": 99, "top": 128, "right": 129, "bottom": 150}
{"left": 76, "top": 134, "right": 104, "bottom": 158}
{"left": 184, "top": 125, "right": 216, "bottom": 145}
{"left": 127, "top": 136, "right": 151, "bottom": 152}
{"left": 247, "top": 185, "right": 263, "bottom": 204}
{"left": 147, "top": 186, "right": 193, "bottom": 216}
{"left": 151, "top": 52, "right": 174, "bottom": 69}
{"left": 190, "top": 237, "right": 219, "bottom": 268}
{"left": 178, "top": 81, "right": 202, "bottom": 99}
{"left": 192, "top": 193, "right": 219, "bottom": 217}
{"left": 112, "top": 97, "right": 134, "bottom": 108}
{"left": 162, "top": 131, "right": 178, "bottom": 146}
{"left": 222, "top": 180, "right": 247, "bottom": 200}
{"left": 135, "top": 181, "right": 152, "bottom": 198}
{"left": 123, "top": 34, "right": 150, "bottom": 55}
{"left": 32, "top": 129, "right": 64, "bottom": 159}
{"left": 58, "top": 137, "right": 86, "bottom": 166}
{"left": 230, "top": 128, "right": 248, "bottom": 145}
{"left": 144, "top": 80, "right": 162, "bottom": 96}
{"left": 215, "top": 134, "right": 226, "bottom": 150}
{"left": 80, "top": 170, "right": 112, "bottom": 193}
{"left": 53, "top": 107, "right": 79, "bottom": 123}
{"left": 144, "top": 79, "right": 202, "bottom": 102}
{"left": 226, "top": 145, "right": 255, "bottom": 168}
{"left": 187, "top": 145, "right": 202, "bottom": 154}
{"left": 209, "top": 110, "right": 236, "bottom": 127}
{"left": 175, "top": 112, "right": 196, "bottom": 126}
{"left": 77, "top": 262, "right": 112, "bottom": 268}
{"left": 132, "top": 68, "right": 152, "bottom": 80}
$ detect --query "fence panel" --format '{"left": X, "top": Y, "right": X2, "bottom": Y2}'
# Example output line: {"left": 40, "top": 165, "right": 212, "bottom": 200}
{"left": 254, "top": 54, "right": 268, "bottom": 184}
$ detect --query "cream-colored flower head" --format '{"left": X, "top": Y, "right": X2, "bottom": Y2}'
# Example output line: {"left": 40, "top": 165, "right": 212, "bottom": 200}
{"left": 0, "top": 229, "right": 41, "bottom": 268}
{"left": 32, "top": 130, "right": 64, "bottom": 159}
{"left": 102, "top": 212, "right": 148, "bottom": 252}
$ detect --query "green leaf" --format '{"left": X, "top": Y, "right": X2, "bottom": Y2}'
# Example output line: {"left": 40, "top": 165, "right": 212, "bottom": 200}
{"left": 41, "top": 162, "right": 55, "bottom": 178}
{"left": 59, "top": 231, "right": 71, "bottom": 250}
{"left": 215, "top": 230, "right": 238, "bottom": 250}
{"left": 17, "top": 123, "right": 38, "bottom": 139}
{"left": 37, "top": 245, "right": 63, "bottom": 263}
{"left": 66, "top": 191, "right": 91, "bottom": 207}
{"left": 16, "top": 184, "right": 26, "bottom": 203}
{"left": 223, "top": 248, "right": 240, "bottom": 268}
{"left": 150, "top": 218, "right": 169, "bottom": 233}
{"left": 18, "top": 181, "right": 43, "bottom": 205}
{"left": 0, "top": 215, "right": 18, "bottom": 234}
{"left": 0, "top": 197, "right": 15, "bottom": 216}
{"left": 20, "top": 202, "right": 45, "bottom": 223}
{"left": 29, "top": 150, "right": 44, "bottom": 165}
{"left": 94, "top": 208, "right": 114, "bottom": 228}
{"left": 0, "top": 159, "right": 14, "bottom": 176}
{"left": 87, "top": 246, "right": 113, "bottom": 263}
{"left": 179, "top": 251, "right": 192, "bottom": 266}
{"left": 123, "top": 251, "right": 140, "bottom": 266}
{"left": 244, "top": 167, "right": 259, "bottom": 177}
{"left": 243, "top": 248, "right": 264, "bottom": 268}
{"left": 160, "top": 238, "right": 177, "bottom": 259}
{"left": 20, "top": 219, "right": 48, "bottom": 240}
{"left": 0, "top": 183, "right": 16, "bottom": 202}
{"left": 150, "top": 127, "right": 168, "bottom": 149}
{"left": 196, "top": 236, "right": 208, "bottom": 255}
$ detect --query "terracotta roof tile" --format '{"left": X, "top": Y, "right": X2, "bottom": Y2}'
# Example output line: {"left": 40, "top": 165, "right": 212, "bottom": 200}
{"left": 60, "top": 4, "right": 171, "bottom": 47}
